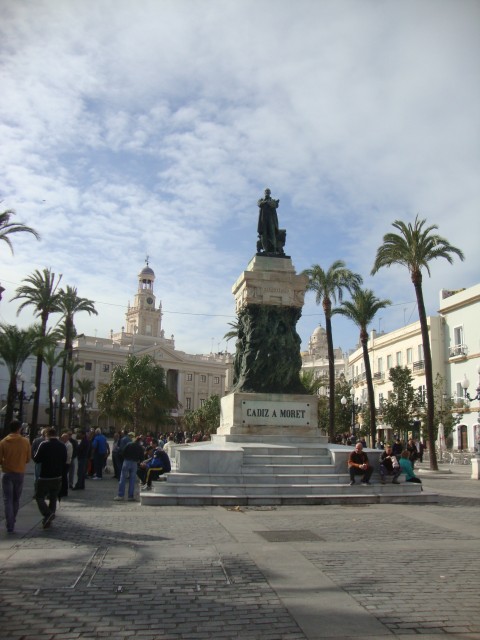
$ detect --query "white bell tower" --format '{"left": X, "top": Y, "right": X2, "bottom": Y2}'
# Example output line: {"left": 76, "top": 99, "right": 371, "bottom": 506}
{"left": 125, "top": 257, "right": 163, "bottom": 337}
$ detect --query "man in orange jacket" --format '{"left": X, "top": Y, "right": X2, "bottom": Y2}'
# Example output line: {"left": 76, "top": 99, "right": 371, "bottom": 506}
{"left": 0, "top": 419, "right": 31, "bottom": 533}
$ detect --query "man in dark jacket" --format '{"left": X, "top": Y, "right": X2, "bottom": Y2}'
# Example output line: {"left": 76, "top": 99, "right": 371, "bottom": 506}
{"left": 138, "top": 445, "right": 171, "bottom": 490}
{"left": 379, "top": 445, "right": 401, "bottom": 484}
{"left": 73, "top": 430, "right": 90, "bottom": 490}
{"left": 33, "top": 428, "right": 67, "bottom": 528}
{"left": 114, "top": 436, "right": 144, "bottom": 501}
{"left": 347, "top": 442, "right": 373, "bottom": 486}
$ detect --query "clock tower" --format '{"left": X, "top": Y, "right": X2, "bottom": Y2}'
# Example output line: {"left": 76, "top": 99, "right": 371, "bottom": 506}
{"left": 125, "top": 259, "right": 163, "bottom": 338}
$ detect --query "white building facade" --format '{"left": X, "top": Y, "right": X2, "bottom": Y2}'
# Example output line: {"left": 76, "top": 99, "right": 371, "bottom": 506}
{"left": 301, "top": 324, "right": 348, "bottom": 392}
{"left": 439, "top": 284, "right": 480, "bottom": 452}
{"left": 0, "top": 262, "right": 232, "bottom": 432}
{"left": 346, "top": 283, "right": 480, "bottom": 451}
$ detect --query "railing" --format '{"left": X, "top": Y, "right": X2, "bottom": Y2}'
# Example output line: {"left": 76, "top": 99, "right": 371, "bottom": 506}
{"left": 449, "top": 344, "right": 468, "bottom": 358}
{"left": 413, "top": 360, "right": 425, "bottom": 372}
{"left": 373, "top": 372, "right": 384, "bottom": 380}
{"left": 424, "top": 448, "right": 476, "bottom": 465}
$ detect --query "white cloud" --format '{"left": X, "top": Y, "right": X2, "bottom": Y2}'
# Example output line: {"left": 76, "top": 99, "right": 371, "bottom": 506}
{"left": 0, "top": 0, "right": 478, "bottom": 356}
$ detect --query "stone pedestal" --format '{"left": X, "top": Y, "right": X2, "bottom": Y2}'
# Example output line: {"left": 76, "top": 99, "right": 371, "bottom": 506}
{"left": 471, "top": 457, "right": 480, "bottom": 480}
{"left": 218, "top": 391, "right": 319, "bottom": 438}
{"left": 232, "top": 255, "right": 307, "bottom": 312}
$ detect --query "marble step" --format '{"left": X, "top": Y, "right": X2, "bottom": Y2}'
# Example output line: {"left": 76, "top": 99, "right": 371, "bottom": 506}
{"left": 142, "top": 489, "right": 434, "bottom": 507}
{"left": 242, "top": 464, "right": 336, "bottom": 474}
{"left": 243, "top": 455, "right": 332, "bottom": 465}
{"left": 164, "top": 472, "right": 347, "bottom": 484}
{"left": 147, "top": 479, "right": 418, "bottom": 497}
{"left": 239, "top": 446, "right": 331, "bottom": 456}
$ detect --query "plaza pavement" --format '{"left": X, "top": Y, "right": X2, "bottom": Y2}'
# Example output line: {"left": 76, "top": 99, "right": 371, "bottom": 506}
{"left": 0, "top": 460, "right": 479, "bottom": 640}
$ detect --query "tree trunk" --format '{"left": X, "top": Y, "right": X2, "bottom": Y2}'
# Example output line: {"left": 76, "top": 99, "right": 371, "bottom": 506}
{"left": 30, "top": 313, "right": 48, "bottom": 442}
{"left": 324, "top": 299, "right": 335, "bottom": 443}
{"left": 4, "top": 376, "right": 17, "bottom": 433}
{"left": 361, "top": 331, "right": 376, "bottom": 446}
{"left": 413, "top": 275, "right": 438, "bottom": 471}
{"left": 30, "top": 353, "right": 43, "bottom": 442}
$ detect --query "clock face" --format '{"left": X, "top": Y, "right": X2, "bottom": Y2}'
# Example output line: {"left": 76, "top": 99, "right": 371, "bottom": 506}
{"left": 146, "top": 297, "right": 153, "bottom": 305}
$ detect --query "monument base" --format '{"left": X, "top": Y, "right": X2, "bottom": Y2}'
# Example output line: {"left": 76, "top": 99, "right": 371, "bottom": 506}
{"left": 218, "top": 391, "right": 320, "bottom": 437}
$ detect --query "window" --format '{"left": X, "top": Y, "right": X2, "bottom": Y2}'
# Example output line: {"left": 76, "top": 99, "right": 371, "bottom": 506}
{"left": 418, "top": 344, "right": 424, "bottom": 360}
{"left": 102, "top": 364, "right": 110, "bottom": 373}
{"left": 145, "top": 324, "right": 152, "bottom": 335}
{"left": 455, "top": 382, "right": 463, "bottom": 400}
{"left": 200, "top": 398, "right": 206, "bottom": 407}
{"left": 406, "top": 348, "right": 413, "bottom": 364}
{"left": 85, "top": 362, "right": 92, "bottom": 371}
{"left": 185, "top": 397, "right": 191, "bottom": 410}
{"left": 200, "top": 375, "right": 206, "bottom": 383}
{"left": 186, "top": 373, "right": 193, "bottom": 382}
{"left": 214, "top": 376, "right": 220, "bottom": 384}
{"left": 454, "top": 326, "right": 464, "bottom": 346}
{"left": 418, "top": 385, "right": 426, "bottom": 404}
{"left": 387, "top": 355, "right": 393, "bottom": 370}
{"left": 377, "top": 357, "right": 383, "bottom": 373}
{"left": 396, "top": 351, "right": 402, "bottom": 366}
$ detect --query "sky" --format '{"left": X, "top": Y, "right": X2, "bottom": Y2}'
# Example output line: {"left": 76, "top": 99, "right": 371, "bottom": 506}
{"left": 1, "top": 0, "right": 479, "bottom": 357}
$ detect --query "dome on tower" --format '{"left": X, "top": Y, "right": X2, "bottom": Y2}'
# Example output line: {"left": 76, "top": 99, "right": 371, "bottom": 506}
{"left": 139, "top": 265, "right": 155, "bottom": 278}
{"left": 309, "top": 324, "right": 328, "bottom": 356}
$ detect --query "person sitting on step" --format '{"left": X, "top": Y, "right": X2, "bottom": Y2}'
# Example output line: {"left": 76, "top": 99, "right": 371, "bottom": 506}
{"left": 347, "top": 442, "right": 373, "bottom": 486}
{"left": 138, "top": 445, "right": 171, "bottom": 490}
{"left": 379, "top": 445, "right": 401, "bottom": 484}
{"left": 399, "top": 450, "right": 422, "bottom": 484}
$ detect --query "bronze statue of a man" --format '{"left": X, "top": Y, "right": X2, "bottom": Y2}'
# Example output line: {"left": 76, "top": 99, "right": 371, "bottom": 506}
{"left": 257, "top": 188, "right": 282, "bottom": 254}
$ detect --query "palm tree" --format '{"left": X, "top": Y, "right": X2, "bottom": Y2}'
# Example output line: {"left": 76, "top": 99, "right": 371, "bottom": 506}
{"left": 303, "top": 261, "right": 363, "bottom": 442}
{"left": 74, "top": 377, "right": 96, "bottom": 429}
{"left": 333, "top": 289, "right": 391, "bottom": 445}
{"left": 57, "top": 286, "right": 97, "bottom": 428}
{"left": 371, "top": 215, "right": 464, "bottom": 470}
{"left": 97, "top": 354, "right": 177, "bottom": 432}
{"left": 0, "top": 323, "right": 41, "bottom": 432}
{"left": 0, "top": 209, "right": 40, "bottom": 254}
{"left": 12, "top": 268, "right": 63, "bottom": 439}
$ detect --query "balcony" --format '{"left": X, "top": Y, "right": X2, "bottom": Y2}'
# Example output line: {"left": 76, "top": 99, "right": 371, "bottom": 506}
{"left": 413, "top": 360, "right": 425, "bottom": 372}
{"left": 449, "top": 344, "right": 468, "bottom": 359}
{"left": 373, "top": 372, "right": 385, "bottom": 381}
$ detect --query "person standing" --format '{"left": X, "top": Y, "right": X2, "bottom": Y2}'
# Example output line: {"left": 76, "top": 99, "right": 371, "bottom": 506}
{"left": 59, "top": 432, "right": 73, "bottom": 499}
{"left": 407, "top": 438, "right": 419, "bottom": 469}
{"left": 73, "top": 430, "right": 89, "bottom": 490}
{"left": 68, "top": 430, "right": 78, "bottom": 489}
{"left": 114, "top": 436, "right": 144, "bottom": 501}
{"left": 33, "top": 427, "right": 67, "bottom": 529}
{"left": 0, "top": 419, "right": 31, "bottom": 534}
{"left": 32, "top": 428, "right": 47, "bottom": 482}
{"left": 111, "top": 431, "right": 122, "bottom": 479}
{"left": 91, "top": 428, "right": 110, "bottom": 479}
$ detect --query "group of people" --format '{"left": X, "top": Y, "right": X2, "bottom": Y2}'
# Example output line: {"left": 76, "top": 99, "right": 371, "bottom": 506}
{"left": 0, "top": 420, "right": 115, "bottom": 532}
{"left": 348, "top": 441, "right": 422, "bottom": 486}
{"left": 113, "top": 430, "right": 171, "bottom": 501}
{"left": 0, "top": 420, "right": 69, "bottom": 531}
{"left": 0, "top": 420, "right": 174, "bottom": 533}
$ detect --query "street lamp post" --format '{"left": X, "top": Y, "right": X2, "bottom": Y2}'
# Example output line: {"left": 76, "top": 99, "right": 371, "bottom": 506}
{"left": 461, "top": 366, "right": 480, "bottom": 403}
{"left": 51, "top": 389, "right": 60, "bottom": 427}
{"left": 69, "top": 397, "right": 77, "bottom": 428}
{"left": 341, "top": 388, "right": 361, "bottom": 443}
{"left": 16, "top": 372, "right": 36, "bottom": 425}
{"left": 461, "top": 365, "right": 480, "bottom": 457}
